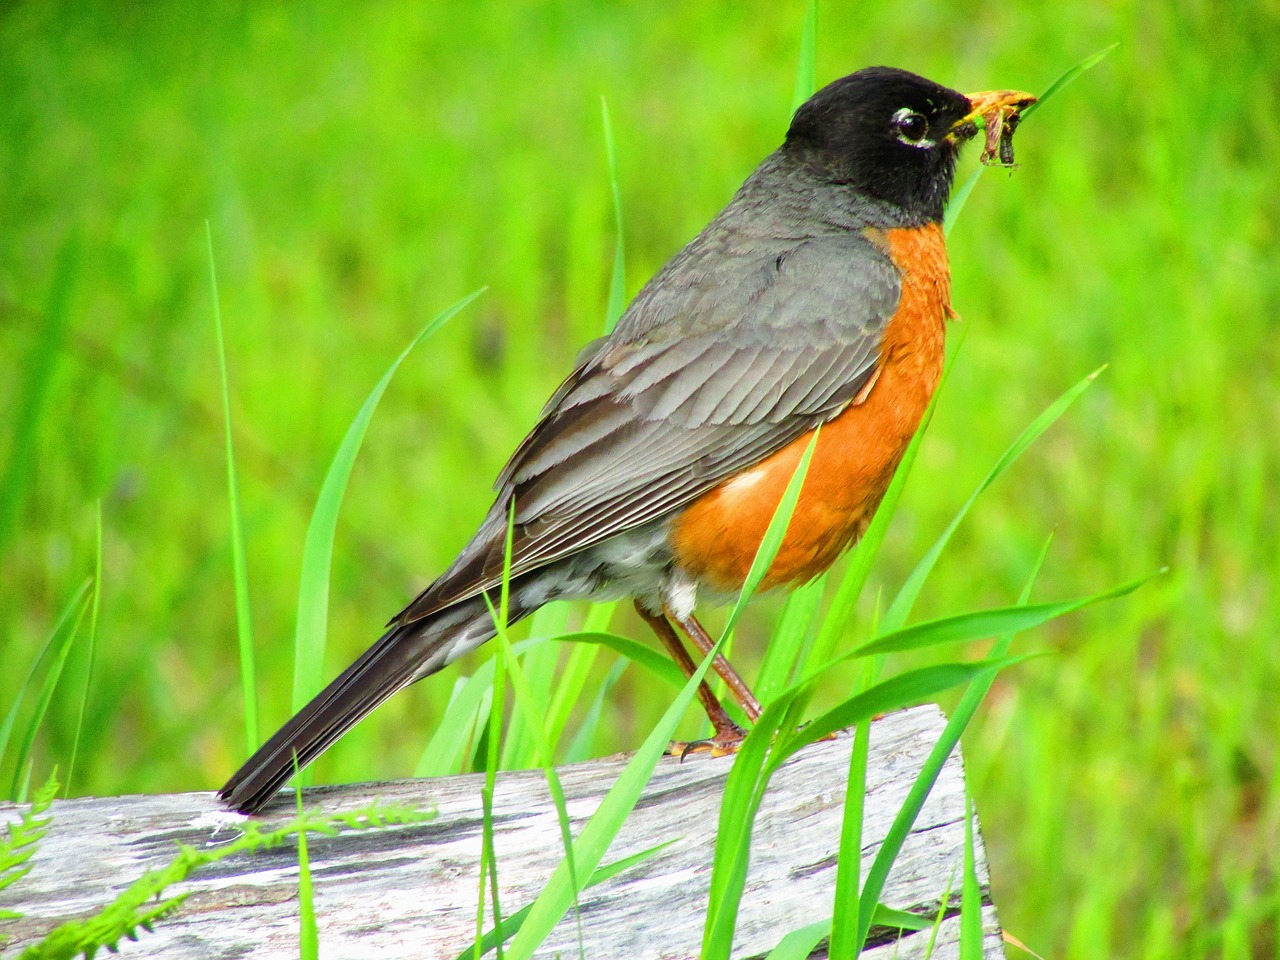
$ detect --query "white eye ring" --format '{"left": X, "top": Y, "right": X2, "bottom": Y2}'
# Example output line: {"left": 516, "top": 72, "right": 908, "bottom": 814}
{"left": 892, "top": 107, "right": 934, "bottom": 148}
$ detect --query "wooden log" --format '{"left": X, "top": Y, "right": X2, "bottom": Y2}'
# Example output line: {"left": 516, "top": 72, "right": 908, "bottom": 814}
{"left": 0, "top": 705, "right": 1004, "bottom": 959}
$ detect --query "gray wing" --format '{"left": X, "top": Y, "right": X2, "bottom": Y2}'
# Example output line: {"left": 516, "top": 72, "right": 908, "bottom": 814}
{"left": 395, "top": 228, "right": 901, "bottom": 623}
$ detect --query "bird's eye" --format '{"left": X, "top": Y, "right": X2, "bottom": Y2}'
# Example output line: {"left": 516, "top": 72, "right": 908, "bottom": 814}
{"left": 892, "top": 108, "right": 930, "bottom": 146}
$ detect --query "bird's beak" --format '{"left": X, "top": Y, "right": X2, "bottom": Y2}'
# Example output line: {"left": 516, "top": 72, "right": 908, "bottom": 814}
{"left": 951, "top": 89, "right": 1038, "bottom": 135}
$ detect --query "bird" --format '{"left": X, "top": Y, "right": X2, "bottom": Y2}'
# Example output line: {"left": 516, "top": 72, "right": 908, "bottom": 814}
{"left": 220, "top": 66, "right": 1035, "bottom": 814}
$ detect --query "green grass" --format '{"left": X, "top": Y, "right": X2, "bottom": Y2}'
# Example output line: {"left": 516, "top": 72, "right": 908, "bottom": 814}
{"left": 2, "top": 1, "right": 1278, "bottom": 957}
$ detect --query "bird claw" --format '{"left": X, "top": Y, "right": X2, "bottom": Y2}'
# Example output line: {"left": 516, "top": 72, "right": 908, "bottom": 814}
{"left": 666, "top": 723, "right": 748, "bottom": 760}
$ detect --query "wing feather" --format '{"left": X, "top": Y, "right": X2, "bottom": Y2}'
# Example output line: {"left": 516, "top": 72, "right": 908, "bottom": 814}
{"left": 394, "top": 226, "right": 902, "bottom": 624}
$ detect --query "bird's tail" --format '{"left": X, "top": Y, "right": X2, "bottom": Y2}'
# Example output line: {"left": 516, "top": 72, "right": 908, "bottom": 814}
{"left": 218, "top": 590, "right": 527, "bottom": 814}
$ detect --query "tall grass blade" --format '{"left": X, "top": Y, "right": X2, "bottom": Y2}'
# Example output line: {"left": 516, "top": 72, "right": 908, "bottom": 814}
{"left": 850, "top": 537, "right": 1054, "bottom": 953}
{"left": 415, "top": 673, "right": 495, "bottom": 778}
{"left": 881, "top": 367, "right": 1103, "bottom": 633}
{"left": 600, "top": 98, "right": 627, "bottom": 333}
{"left": 556, "top": 631, "right": 685, "bottom": 688}
{"left": 703, "top": 658, "right": 1013, "bottom": 959}
{"left": 945, "top": 45, "right": 1116, "bottom": 233}
{"left": 805, "top": 364, "right": 953, "bottom": 672}
{"left": 1021, "top": 44, "right": 1119, "bottom": 119}
{"left": 702, "top": 432, "right": 825, "bottom": 958}
{"left": 563, "top": 659, "right": 627, "bottom": 763}
{"left": 542, "top": 642, "right": 599, "bottom": 754}
{"left": 790, "top": 0, "right": 819, "bottom": 112}
{"left": 492, "top": 621, "right": 587, "bottom": 957}
{"left": 943, "top": 167, "right": 985, "bottom": 238}
{"left": 502, "top": 641, "right": 725, "bottom": 959}
{"left": 852, "top": 572, "right": 1153, "bottom": 660}
{"left": 475, "top": 501, "right": 517, "bottom": 959}
{"left": 765, "top": 919, "right": 829, "bottom": 960}
{"left": 291, "top": 289, "right": 483, "bottom": 718}
{"left": 770, "top": 902, "right": 935, "bottom": 955}
{"left": 483, "top": 506, "right": 588, "bottom": 959}
{"left": 0, "top": 234, "right": 77, "bottom": 556}
{"left": 959, "top": 792, "right": 983, "bottom": 958}
{"left": 722, "top": 428, "right": 820, "bottom": 639}
{"left": 499, "top": 632, "right": 559, "bottom": 770}
{"left": 710, "top": 541, "right": 1132, "bottom": 954}
{"left": 295, "top": 775, "right": 319, "bottom": 960}
{"left": 65, "top": 501, "right": 103, "bottom": 795}
{"left": 754, "top": 579, "right": 824, "bottom": 706}
{"left": 5, "top": 579, "right": 92, "bottom": 800}
{"left": 453, "top": 841, "right": 676, "bottom": 960}
{"left": 787, "top": 658, "right": 1030, "bottom": 760}
{"left": 827, "top": 713, "right": 869, "bottom": 960}
{"left": 206, "top": 222, "right": 259, "bottom": 753}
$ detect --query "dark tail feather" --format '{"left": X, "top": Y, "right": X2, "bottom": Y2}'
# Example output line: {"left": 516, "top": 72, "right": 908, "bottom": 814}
{"left": 218, "top": 592, "right": 522, "bottom": 814}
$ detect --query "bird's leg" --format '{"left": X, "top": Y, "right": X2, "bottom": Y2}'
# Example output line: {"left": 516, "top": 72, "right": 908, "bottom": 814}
{"left": 633, "top": 601, "right": 746, "bottom": 754}
{"left": 665, "top": 608, "right": 763, "bottom": 723}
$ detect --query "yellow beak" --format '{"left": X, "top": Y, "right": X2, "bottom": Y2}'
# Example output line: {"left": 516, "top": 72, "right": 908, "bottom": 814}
{"left": 954, "top": 89, "right": 1038, "bottom": 129}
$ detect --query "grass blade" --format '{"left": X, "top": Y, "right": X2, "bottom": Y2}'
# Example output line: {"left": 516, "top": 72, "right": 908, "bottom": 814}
{"left": 827, "top": 713, "right": 869, "bottom": 960}
{"left": 291, "top": 289, "right": 483, "bottom": 717}
{"left": 483, "top": 507, "right": 589, "bottom": 959}
{"left": 721, "top": 428, "right": 820, "bottom": 639}
{"left": 65, "top": 501, "right": 103, "bottom": 795}
{"left": 415, "top": 672, "right": 494, "bottom": 778}
{"left": 790, "top": 0, "right": 819, "bottom": 112}
{"left": 805, "top": 360, "right": 953, "bottom": 672}
{"left": 601, "top": 98, "right": 626, "bottom": 333}
{"left": 556, "top": 631, "right": 685, "bottom": 688}
{"left": 870, "top": 903, "right": 934, "bottom": 932}
{"left": 787, "top": 658, "right": 1027, "bottom": 752}
{"left": 852, "top": 572, "right": 1154, "bottom": 660}
{"left": 850, "top": 537, "right": 1055, "bottom": 953}
{"left": 499, "top": 632, "right": 559, "bottom": 770}
{"left": 703, "top": 657, "right": 1009, "bottom": 958}
{"left": 943, "top": 167, "right": 985, "bottom": 237}
{"left": 754, "top": 579, "right": 824, "bottom": 706}
{"left": 6, "top": 579, "right": 92, "bottom": 800}
{"left": 452, "top": 841, "right": 677, "bottom": 960}
{"left": 946, "top": 45, "right": 1116, "bottom": 233}
{"left": 1021, "top": 44, "right": 1119, "bottom": 119}
{"left": 295, "top": 775, "right": 319, "bottom": 960}
{"left": 881, "top": 367, "right": 1103, "bottom": 632}
{"left": 207, "top": 222, "right": 259, "bottom": 753}
{"left": 503, "top": 639, "right": 727, "bottom": 959}
{"left": 960, "top": 792, "right": 983, "bottom": 958}
{"left": 475, "top": 502, "right": 518, "bottom": 959}
{"left": 542, "top": 641, "right": 600, "bottom": 754}
{"left": 766, "top": 919, "right": 829, "bottom": 960}
{"left": 563, "top": 659, "right": 627, "bottom": 763}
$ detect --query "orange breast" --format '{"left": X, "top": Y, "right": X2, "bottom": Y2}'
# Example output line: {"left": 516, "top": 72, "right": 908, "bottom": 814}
{"left": 670, "top": 223, "right": 952, "bottom": 592}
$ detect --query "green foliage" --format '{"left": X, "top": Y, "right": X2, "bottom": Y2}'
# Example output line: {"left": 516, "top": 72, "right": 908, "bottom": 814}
{"left": 290, "top": 288, "right": 484, "bottom": 721}
{"left": 1, "top": 584, "right": 91, "bottom": 802}
{"left": 2, "top": 2, "right": 1276, "bottom": 957}
{"left": 959, "top": 793, "right": 983, "bottom": 958}
{"left": 0, "top": 772, "right": 58, "bottom": 932}
{"left": 294, "top": 778, "right": 319, "bottom": 960}
{"left": 13, "top": 802, "right": 432, "bottom": 960}
{"left": 945, "top": 45, "right": 1115, "bottom": 235}
{"left": 453, "top": 841, "right": 676, "bottom": 960}
{"left": 208, "top": 224, "right": 260, "bottom": 754}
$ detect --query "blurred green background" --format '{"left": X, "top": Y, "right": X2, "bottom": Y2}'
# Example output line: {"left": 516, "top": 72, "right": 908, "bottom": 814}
{"left": 2, "top": 0, "right": 1278, "bottom": 956}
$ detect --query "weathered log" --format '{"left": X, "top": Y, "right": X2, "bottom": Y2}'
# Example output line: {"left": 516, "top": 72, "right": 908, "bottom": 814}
{"left": 0, "top": 705, "right": 1004, "bottom": 958}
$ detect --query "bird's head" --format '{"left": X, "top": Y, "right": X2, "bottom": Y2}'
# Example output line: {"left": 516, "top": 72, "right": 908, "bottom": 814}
{"left": 785, "top": 66, "right": 1035, "bottom": 224}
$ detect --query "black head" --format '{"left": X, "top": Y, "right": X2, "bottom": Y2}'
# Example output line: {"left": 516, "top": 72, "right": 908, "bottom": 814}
{"left": 784, "top": 66, "right": 979, "bottom": 225}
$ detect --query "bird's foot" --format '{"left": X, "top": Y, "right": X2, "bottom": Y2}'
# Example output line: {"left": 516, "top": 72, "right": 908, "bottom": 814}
{"left": 666, "top": 720, "right": 748, "bottom": 760}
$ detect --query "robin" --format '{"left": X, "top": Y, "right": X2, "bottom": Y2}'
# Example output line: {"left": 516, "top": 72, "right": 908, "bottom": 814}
{"left": 220, "top": 66, "right": 1035, "bottom": 814}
